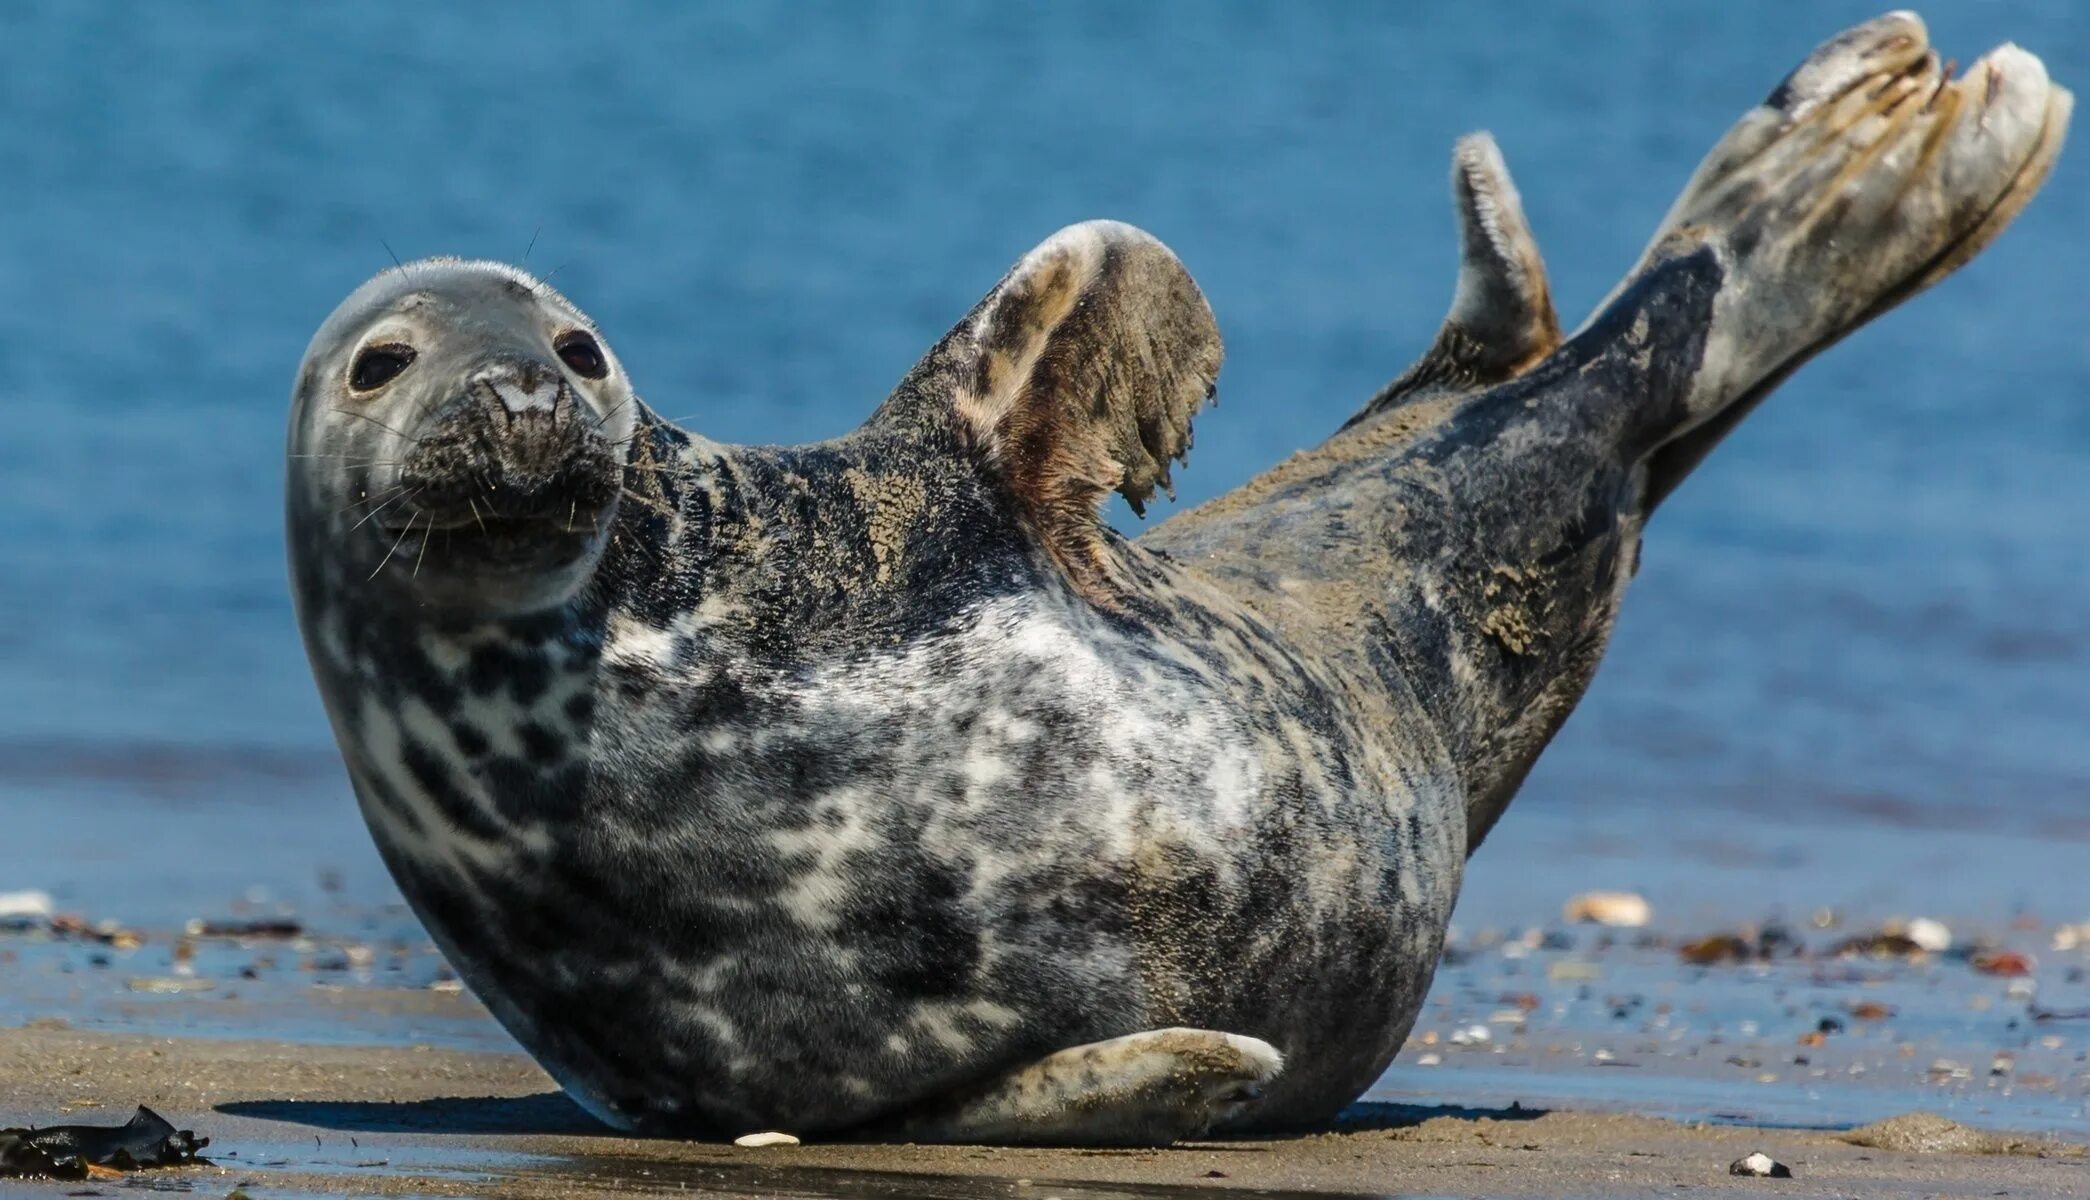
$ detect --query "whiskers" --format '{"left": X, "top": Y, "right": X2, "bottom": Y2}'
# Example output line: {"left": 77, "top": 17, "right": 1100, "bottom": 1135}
{"left": 618, "top": 485, "right": 677, "bottom": 520}
{"left": 413, "top": 517, "right": 435, "bottom": 578}
{"left": 382, "top": 239, "right": 415, "bottom": 284}
{"left": 369, "top": 512, "right": 422, "bottom": 581}
{"left": 329, "top": 408, "right": 417, "bottom": 441}
{"left": 590, "top": 396, "right": 633, "bottom": 432}
{"left": 347, "top": 487, "right": 421, "bottom": 533}
{"left": 295, "top": 454, "right": 402, "bottom": 476}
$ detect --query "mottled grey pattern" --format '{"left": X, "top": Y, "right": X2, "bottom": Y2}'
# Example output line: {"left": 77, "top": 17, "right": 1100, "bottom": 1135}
{"left": 284, "top": 15, "right": 2067, "bottom": 1144}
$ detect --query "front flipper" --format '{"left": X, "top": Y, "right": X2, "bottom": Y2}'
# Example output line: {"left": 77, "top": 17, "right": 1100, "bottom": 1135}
{"left": 870, "top": 221, "right": 1222, "bottom": 605}
{"left": 1346, "top": 133, "right": 1563, "bottom": 428}
{"left": 873, "top": 1028, "right": 1283, "bottom": 1146}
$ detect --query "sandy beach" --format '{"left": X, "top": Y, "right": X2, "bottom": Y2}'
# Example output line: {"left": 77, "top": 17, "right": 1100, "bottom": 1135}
{"left": 1, "top": 1024, "right": 2082, "bottom": 1199}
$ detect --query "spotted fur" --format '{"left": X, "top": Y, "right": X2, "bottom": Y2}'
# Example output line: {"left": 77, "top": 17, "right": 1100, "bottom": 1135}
{"left": 286, "top": 14, "right": 2066, "bottom": 1144}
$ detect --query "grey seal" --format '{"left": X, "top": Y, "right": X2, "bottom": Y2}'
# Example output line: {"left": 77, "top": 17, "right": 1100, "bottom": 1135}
{"left": 286, "top": 14, "right": 2067, "bottom": 1144}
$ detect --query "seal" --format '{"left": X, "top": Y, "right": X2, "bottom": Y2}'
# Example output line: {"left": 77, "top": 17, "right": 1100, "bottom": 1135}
{"left": 286, "top": 14, "right": 2067, "bottom": 1144}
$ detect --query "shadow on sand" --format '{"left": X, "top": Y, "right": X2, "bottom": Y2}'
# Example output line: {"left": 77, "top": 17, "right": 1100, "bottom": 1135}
{"left": 217, "top": 1090, "right": 608, "bottom": 1136}
{"left": 216, "top": 1092, "right": 1544, "bottom": 1140}
{"left": 210, "top": 1096, "right": 1552, "bottom": 1199}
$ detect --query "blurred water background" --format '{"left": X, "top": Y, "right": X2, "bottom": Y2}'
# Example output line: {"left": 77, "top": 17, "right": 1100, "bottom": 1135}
{"left": 1, "top": 2, "right": 2085, "bottom": 936}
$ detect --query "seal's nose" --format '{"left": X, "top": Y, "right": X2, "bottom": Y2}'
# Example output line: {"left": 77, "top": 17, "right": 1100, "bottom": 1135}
{"left": 474, "top": 358, "right": 562, "bottom": 416}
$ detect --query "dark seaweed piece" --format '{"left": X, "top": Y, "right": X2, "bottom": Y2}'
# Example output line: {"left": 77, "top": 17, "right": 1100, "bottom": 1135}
{"left": 0, "top": 1106, "right": 207, "bottom": 1179}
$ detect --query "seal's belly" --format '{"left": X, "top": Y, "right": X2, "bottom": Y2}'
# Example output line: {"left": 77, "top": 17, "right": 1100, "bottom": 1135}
{"left": 339, "top": 595, "right": 1458, "bottom": 1132}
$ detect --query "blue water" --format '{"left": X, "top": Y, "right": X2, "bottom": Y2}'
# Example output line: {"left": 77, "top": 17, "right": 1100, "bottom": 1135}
{"left": 1, "top": 5, "right": 2086, "bottom": 925}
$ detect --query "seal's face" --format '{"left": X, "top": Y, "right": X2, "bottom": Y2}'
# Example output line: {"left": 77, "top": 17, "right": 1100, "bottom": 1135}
{"left": 289, "top": 260, "right": 638, "bottom": 615}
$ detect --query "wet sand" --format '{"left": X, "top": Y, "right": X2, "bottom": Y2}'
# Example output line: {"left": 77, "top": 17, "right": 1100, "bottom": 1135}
{"left": 0, "top": 1025, "right": 2083, "bottom": 1199}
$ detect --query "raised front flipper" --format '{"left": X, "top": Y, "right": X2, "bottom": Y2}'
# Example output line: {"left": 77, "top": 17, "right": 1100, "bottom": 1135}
{"left": 1347, "top": 132, "right": 1563, "bottom": 427}
{"left": 866, "top": 221, "right": 1222, "bottom": 604}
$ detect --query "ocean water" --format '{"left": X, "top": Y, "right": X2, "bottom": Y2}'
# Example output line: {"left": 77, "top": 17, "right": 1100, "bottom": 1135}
{"left": 0, "top": 4, "right": 2085, "bottom": 975}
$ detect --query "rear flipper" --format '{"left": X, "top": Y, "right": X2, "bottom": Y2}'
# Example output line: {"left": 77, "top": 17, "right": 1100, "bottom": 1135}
{"left": 1347, "top": 132, "right": 1562, "bottom": 426}
{"left": 1617, "top": 11, "right": 2071, "bottom": 503}
{"left": 874, "top": 1028, "right": 1283, "bottom": 1146}
{"left": 1377, "top": 14, "right": 2067, "bottom": 851}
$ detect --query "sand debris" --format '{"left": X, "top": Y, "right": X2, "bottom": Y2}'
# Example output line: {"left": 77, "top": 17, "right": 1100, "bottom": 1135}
{"left": 0, "top": 1106, "right": 206, "bottom": 1181}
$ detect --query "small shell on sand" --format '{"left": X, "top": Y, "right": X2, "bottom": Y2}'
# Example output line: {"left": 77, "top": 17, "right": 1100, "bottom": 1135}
{"left": 0, "top": 890, "right": 53, "bottom": 919}
{"left": 734, "top": 1131, "right": 801, "bottom": 1148}
{"left": 1902, "top": 917, "right": 1951, "bottom": 952}
{"left": 1729, "top": 1151, "right": 1792, "bottom": 1177}
{"left": 1563, "top": 891, "right": 1651, "bottom": 928}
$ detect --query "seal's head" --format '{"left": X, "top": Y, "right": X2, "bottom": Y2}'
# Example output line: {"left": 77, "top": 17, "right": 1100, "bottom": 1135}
{"left": 288, "top": 259, "right": 638, "bottom": 615}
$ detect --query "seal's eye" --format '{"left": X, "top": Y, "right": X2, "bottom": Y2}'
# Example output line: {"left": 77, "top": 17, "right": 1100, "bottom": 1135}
{"left": 554, "top": 330, "right": 609, "bottom": 380}
{"left": 350, "top": 344, "right": 417, "bottom": 392}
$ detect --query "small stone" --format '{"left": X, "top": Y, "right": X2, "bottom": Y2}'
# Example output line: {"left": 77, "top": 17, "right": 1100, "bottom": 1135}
{"left": 1563, "top": 891, "right": 1651, "bottom": 928}
{"left": 1415, "top": 1052, "right": 1443, "bottom": 1066}
{"left": 1449, "top": 1023, "right": 1490, "bottom": 1046}
{"left": 734, "top": 1130, "right": 800, "bottom": 1148}
{"left": 1904, "top": 917, "right": 1951, "bottom": 953}
{"left": 1971, "top": 949, "right": 2033, "bottom": 977}
{"left": 1729, "top": 1150, "right": 1792, "bottom": 1178}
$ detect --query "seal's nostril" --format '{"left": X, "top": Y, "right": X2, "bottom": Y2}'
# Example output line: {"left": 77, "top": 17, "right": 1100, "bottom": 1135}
{"left": 477, "top": 359, "right": 563, "bottom": 416}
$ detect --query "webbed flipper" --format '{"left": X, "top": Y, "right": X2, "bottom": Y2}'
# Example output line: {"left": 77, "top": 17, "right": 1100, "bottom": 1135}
{"left": 870, "top": 221, "right": 1222, "bottom": 604}
{"left": 874, "top": 1028, "right": 1282, "bottom": 1146}
{"left": 1634, "top": 13, "right": 2073, "bottom": 509}
{"left": 1346, "top": 133, "right": 1562, "bottom": 427}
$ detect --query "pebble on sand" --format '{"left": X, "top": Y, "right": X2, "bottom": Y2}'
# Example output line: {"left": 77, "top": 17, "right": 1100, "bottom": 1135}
{"left": 1562, "top": 891, "right": 1651, "bottom": 928}
{"left": 734, "top": 1131, "right": 801, "bottom": 1148}
{"left": 1729, "top": 1151, "right": 1793, "bottom": 1178}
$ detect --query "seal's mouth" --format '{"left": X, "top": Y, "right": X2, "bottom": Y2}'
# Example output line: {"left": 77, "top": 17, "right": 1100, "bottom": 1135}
{"left": 370, "top": 374, "right": 623, "bottom": 580}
